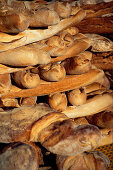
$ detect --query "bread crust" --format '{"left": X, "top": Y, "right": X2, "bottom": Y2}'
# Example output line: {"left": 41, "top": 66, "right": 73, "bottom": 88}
{"left": 1, "top": 69, "right": 104, "bottom": 98}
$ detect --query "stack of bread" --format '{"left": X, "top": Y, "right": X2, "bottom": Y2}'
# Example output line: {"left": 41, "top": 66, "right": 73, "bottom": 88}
{"left": 0, "top": 0, "right": 113, "bottom": 169}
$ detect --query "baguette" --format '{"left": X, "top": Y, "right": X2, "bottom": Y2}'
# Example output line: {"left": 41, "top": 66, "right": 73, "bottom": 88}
{"left": 0, "top": 64, "right": 33, "bottom": 75}
{"left": 62, "top": 93, "right": 113, "bottom": 118}
{"left": 63, "top": 51, "right": 92, "bottom": 75}
{"left": 0, "top": 9, "right": 86, "bottom": 52}
{"left": 56, "top": 151, "right": 110, "bottom": 170}
{"left": 50, "top": 38, "right": 90, "bottom": 63}
{"left": 1, "top": 69, "right": 104, "bottom": 98}
{"left": 0, "top": 46, "right": 51, "bottom": 66}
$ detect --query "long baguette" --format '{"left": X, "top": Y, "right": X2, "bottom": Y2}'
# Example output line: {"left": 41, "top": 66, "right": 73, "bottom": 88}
{"left": 1, "top": 69, "right": 104, "bottom": 98}
{"left": 0, "top": 46, "right": 51, "bottom": 66}
{"left": 50, "top": 38, "right": 90, "bottom": 63}
{"left": 0, "top": 9, "right": 86, "bottom": 52}
{"left": 62, "top": 93, "right": 113, "bottom": 118}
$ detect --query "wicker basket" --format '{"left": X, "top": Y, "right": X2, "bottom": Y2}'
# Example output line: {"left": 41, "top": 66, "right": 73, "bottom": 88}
{"left": 95, "top": 144, "right": 113, "bottom": 170}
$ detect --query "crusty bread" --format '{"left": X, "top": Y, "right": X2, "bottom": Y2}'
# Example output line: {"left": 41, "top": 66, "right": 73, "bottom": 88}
{"left": 0, "top": 9, "right": 86, "bottom": 52}
{"left": 0, "top": 73, "right": 11, "bottom": 96}
{"left": 56, "top": 151, "right": 110, "bottom": 170}
{"left": 12, "top": 70, "right": 40, "bottom": 89}
{"left": 0, "top": 46, "right": 51, "bottom": 66}
{"left": 62, "top": 93, "right": 113, "bottom": 118}
{"left": 0, "top": 104, "right": 101, "bottom": 156}
{"left": 1, "top": 69, "right": 104, "bottom": 98}
{"left": 0, "top": 103, "right": 54, "bottom": 143}
{"left": 0, "top": 142, "right": 42, "bottom": 170}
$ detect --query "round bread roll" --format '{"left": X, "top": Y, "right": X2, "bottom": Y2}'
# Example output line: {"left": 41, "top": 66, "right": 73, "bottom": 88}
{"left": 12, "top": 70, "right": 40, "bottom": 89}
{"left": 39, "top": 63, "right": 66, "bottom": 82}
{"left": 68, "top": 88, "right": 87, "bottom": 106}
{"left": 48, "top": 92, "right": 67, "bottom": 111}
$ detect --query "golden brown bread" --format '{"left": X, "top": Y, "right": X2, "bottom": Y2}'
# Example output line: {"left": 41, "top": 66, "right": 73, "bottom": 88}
{"left": 39, "top": 63, "right": 66, "bottom": 82}
{"left": 67, "top": 88, "right": 87, "bottom": 106}
{"left": 0, "top": 46, "right": 51, "bottom": 66}
{"left": 0, "top": 73, "right": 11, "bottom": 96}
{"left": 0, "top": 142, "right": 42, "bottom": 170}
{"left": 20, "top": 96, "right": 37, "bottom": 107}
{"left": 51, "top": 38, "right": 90, "bottom": 63}
{"left": 12, "top": 70, "right": 40, "bottom": 89}
{"left": 62, "top": 51, "right": 92, "bottom": 75}
{"left": 0, "top": 64, "right": 33, "bottom": 75}
{"left": 0, "top": 9, "right": 29, "bottom": 33}
{"left": 56, "top": 151, "right": 110, "bottom": 170}
{"left": 48, "top": 92, "right": 67, "bottom": 112}
{"left": 62, "top": 93, "right": 113, "bottom": 118}
{"left": 1, "top": 69, "right": 104, "bottom": 98}
{"left": 0, "top": 9, "right": 86, "bottom": 52}
{"left": 0, "top": 98, "right": 19, "bottom": 108}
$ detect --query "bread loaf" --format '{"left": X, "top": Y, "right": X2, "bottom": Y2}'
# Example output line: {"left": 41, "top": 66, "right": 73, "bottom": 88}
{"left": 62, "top": 92, "right": 113, "bottom": 118}
{"left": 56, "top": 151, "right": 110, "bottom": 170}
{"left": 0, "top": 46, "right": 51, "bottom": 66}
{"left": 0, "top": 142, "right": 42, "bottom": 170}
{"left": 1, "top": 69, "right": 104, "bottom": 98}
{"left": 12, "top": 70, "right": 40, "bottom": 89}
{"left": 0, "top": 9, "right": 86, "bottom": 52}
{"left": 0, "top": 104, "right": 101, "bottom": 156}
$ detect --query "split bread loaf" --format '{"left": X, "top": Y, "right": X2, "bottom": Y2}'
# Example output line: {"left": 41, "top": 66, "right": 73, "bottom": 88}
{"left": 56, "top": 151, "right": 110, "bottom": 170}
{"left": 0, "top": 104, "right": 101, "bottom": 156}
{"left": 1, "top": 69, "right": 104, "bottom": 98}
{"left": 0, "top": 9, "right": 86, "bottom": 52}
{"left": 0, "top": 142, "right": 42, "bottom": 170}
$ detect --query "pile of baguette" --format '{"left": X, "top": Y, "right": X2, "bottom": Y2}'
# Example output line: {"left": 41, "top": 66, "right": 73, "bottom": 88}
{"left": 0, "top": 0, "right": 113, "bottom": 169}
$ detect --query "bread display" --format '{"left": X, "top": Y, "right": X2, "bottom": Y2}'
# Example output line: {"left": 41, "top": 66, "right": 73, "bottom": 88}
{"left": 0, "top": 0, "right": 113, "bottom": 169}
